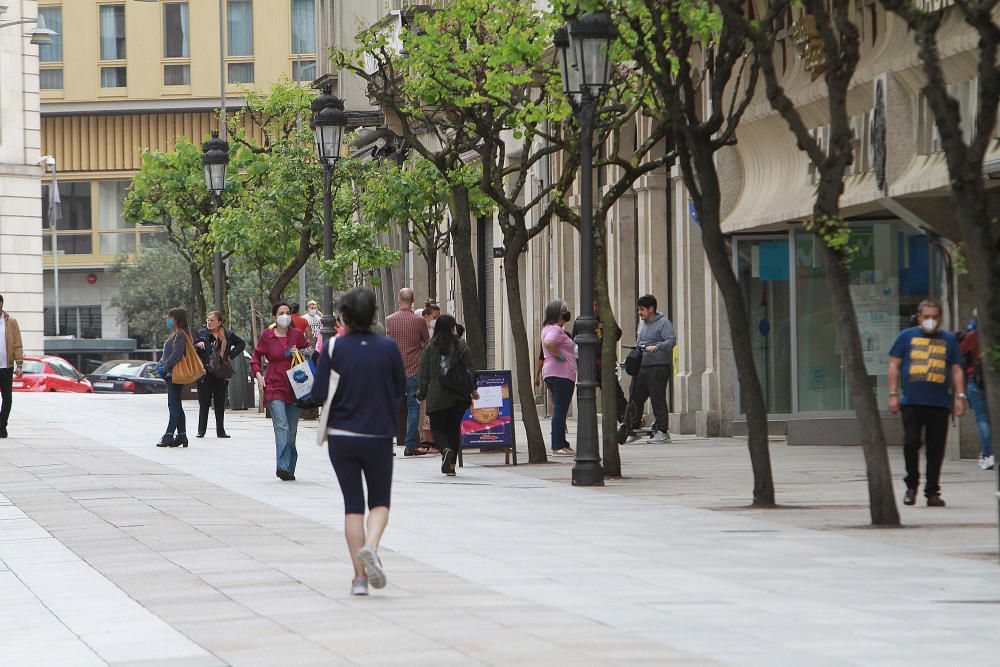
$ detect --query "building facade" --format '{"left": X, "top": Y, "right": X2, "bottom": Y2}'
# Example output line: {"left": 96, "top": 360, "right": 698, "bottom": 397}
{"left": 348, "top": 1, "right": 986, "bottom": 454}
{"left": 37, "top": 0, "right": 377, "bottom": 371}
{"left": 0, "top": 1, "right": 45, "bottom": 356}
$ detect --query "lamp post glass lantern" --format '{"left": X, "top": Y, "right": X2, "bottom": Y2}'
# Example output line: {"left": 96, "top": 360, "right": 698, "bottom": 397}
{"left": 568, "top": 11, "right": 615, "bottom": 99}
{"left": 202, "top": 130, "right": 228, "bottom": 197}
{"left": 311, "top": 85, "right": 348, "bottom": 343}
{"left": 202, "top": 130, "right": 228, "bottom": 311}
{"left": 559, "top": 12, "right": 616, "bottom": 486}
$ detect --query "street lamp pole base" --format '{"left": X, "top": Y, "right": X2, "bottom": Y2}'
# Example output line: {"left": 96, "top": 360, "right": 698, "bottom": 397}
{"left": 572, "top": 461, "right": 605, "bottom": 487}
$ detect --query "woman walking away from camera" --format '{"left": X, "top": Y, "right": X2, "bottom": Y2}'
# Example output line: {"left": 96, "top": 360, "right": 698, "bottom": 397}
{"left": 194, "top": 310, "right": 246, "bottom": 439}
{"left": 416, "top": 314, "right": 478, "bottom": 477}
{"left": 252, "top": 302, "right": 308, "bottom": 481}
{"left": 156, "top": 307, "right": 194, "bottom": 448}
{"left": 313, "top": 288, "right": 405, "bottom": 596}
{"left": 541, "top": 299, "right": 576, "bottom": 456}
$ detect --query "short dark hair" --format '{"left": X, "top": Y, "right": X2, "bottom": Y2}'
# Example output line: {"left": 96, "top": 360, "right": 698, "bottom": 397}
{"left": 338, "top": 287, "right": 377, "bottom": 332}
{"left": 271, "top": 301, "right": 290, "bottom": 317}
{"left": 637, "top": 294, "right": 657, "bottom": 310}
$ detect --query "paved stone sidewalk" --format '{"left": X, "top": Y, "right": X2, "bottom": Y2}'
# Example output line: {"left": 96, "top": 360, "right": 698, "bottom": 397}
{"left": 2, "top": 393, "right": 1000, "bottom": 666}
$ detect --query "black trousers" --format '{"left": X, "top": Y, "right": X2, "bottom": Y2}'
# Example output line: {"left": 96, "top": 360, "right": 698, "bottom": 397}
{"left": 0, "top": 367, "right": 12, "bottom": 430}
{"left": 428, "top": 402, "right": 468, "bottom": 455}
{"left": 630, "top": 366, "right": 670, "bottom": 432}
{"left": 197, "top": 375, "right": 229, "bottom": 435}
{"left": 902, "top": 405, "right": 950, "bottom": 497}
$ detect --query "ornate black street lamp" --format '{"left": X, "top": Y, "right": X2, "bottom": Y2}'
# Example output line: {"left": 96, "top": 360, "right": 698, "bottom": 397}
{"left": 202, "top": 129, "right": 229, "bottom": 311}
{"left": 310, "top": 85, "right": 347, "bottom": 343}
{"left": 557, "top": 12, "right": 616, "bottom": 486}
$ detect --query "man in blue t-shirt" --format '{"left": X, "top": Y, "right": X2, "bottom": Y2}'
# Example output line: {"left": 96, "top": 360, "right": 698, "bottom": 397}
{"left": 888, "top": 299, "right": 966, "bottom": 508}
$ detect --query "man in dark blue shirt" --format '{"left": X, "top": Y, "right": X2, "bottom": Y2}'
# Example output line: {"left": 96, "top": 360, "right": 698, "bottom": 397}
{"left": 888, "top": 299, "right": 966, "bottom": 508}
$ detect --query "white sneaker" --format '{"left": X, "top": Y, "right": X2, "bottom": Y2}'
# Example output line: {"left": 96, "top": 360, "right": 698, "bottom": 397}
{"left": 357, "top": 545, "right": 386, "bottom": 589}
{"left": 351, "top": 577, "right": 369, "bottom": 596}
{"left": 650, "top": 431, "right": 672, "bottom": 444}
{"left": 981, "top": 455, "right": 995, "bottom": 470}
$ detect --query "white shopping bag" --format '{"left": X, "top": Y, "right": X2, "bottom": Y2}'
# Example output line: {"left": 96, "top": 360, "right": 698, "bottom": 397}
{"left": 285, "top": 350, "right": 316, "bottom": 400}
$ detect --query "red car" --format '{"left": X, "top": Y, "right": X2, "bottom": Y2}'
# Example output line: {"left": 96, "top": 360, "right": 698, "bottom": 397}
{"left": 13, "top": 356, "right": 94, "bottom": 393}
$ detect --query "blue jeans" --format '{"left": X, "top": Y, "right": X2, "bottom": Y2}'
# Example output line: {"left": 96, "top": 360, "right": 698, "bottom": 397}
{"left": 545, "top": 377, "right": 575, "bottom": 451}
{"left": 968, "top": 380, "right": 992, "bottom": 457}
{"left": 269, "top": 400, "right": 300, "bottom": 473}
{"left": 405, "top": 374, "right": 420, "bottom": 449}
{"left": 165, "top": 381, "right": 186, "bottom": 435}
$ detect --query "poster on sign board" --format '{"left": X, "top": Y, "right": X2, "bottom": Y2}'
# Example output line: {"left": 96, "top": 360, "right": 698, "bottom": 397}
{"left": 461, "top": 370, "right": 516, "bottom": 464}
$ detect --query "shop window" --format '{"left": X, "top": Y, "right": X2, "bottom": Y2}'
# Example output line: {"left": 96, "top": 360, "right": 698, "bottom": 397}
{"left": 737, "top": 239, "right": 792, "bottom": 414}
{"left": 794, "top": 224, "right": 929, "bottom": 412}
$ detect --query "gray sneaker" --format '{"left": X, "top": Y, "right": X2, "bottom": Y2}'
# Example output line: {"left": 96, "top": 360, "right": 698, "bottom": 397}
{"left": 351, "top": 577, "right": 369, "bottom": 596}
{"left": 650, "top": 431, "right": 672, "bottom": 444}
{"left": 357, "top": 545, "right": 386, "bottom": 589}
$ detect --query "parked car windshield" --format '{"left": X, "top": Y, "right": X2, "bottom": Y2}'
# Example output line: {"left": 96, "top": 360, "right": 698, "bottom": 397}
{"left": 21, "top": 360, "right": 45, "bottom": 374}
{"left": 92, "top": 361, "right": 145, "bottom": 377}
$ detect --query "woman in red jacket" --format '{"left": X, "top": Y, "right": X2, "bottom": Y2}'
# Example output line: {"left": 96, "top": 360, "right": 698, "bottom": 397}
{"left": 252, "top": 302, "right": 308, "bottom": 481}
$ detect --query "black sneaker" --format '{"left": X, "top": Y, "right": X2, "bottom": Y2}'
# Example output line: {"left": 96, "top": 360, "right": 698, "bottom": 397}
{"left": 156, "top": 434, "right": 175, "bottom": 448}
{"left": 903, "top": 488, "right": 916, "bottom": 506}
{"left": 276, "top": 468, "right": 295, "bottom": 481}
{"left": 927, "top": 495, "right": 946, "bottom": 507}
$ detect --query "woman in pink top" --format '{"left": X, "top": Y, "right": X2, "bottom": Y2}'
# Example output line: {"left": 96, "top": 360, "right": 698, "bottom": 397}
{"left": 540, "top": 299, "right": 576, "bottom": 456}
{"left": 252, "top": 302, "right": 308, "bottom": 481}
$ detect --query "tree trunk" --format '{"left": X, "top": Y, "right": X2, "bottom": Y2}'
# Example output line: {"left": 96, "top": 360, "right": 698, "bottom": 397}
{"left": 595, "top": 224, "right": 622, "bottom": 477}
{"left": 502, "top": 233, "right": 548, "bottom": 464}
{"left": 449, "top": 185, "right": 486, "bottom": 370}
{"left": 817, "top": 239, "right": 901, "bottom": 525}
{"left": 425, "top": 252, "right": 437, "bottom": 303}
{"left": 693, "top": 150, "right": 776, "bottom": 506}
{"left": 189, "top": 261, "right": 207, "bottom": 325}
{"left": 268, "top": 230, "right": 315, "bottom": 306}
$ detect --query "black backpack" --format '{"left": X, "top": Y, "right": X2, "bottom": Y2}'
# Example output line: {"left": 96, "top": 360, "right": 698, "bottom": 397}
{"left": 624, "top": 347, "right": 643, "bottom": 376}
{"left": 439, "top": 351, "right": 474, "bottom": 396}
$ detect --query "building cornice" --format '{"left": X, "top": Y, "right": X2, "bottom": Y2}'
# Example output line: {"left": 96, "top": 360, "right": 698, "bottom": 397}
{"left": 40, "top": 98, "right": 247, "bottom": 116}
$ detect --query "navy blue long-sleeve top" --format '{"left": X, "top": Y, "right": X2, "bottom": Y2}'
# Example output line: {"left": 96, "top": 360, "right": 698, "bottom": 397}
{"left": 311, "top": 331, "right": 406, "bottom": 437}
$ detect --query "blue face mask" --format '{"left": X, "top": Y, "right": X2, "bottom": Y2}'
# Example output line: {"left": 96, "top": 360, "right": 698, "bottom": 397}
{"left": 166, "top": 319, "right": 175, "bottom": 330}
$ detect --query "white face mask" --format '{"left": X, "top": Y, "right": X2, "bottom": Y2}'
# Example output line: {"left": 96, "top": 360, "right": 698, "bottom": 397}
{"left": 308, "top": 309, "right": 318, "bottom": 316}
{"left": 920, "top": 318, "right": 938, "bottom": 333}
{"left": 276, "top": 314, "right": 292, "bottom": 329}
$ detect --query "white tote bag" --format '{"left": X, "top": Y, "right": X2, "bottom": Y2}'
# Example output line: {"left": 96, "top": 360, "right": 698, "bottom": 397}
{"left": 316, "top": 336, "right": 340, "bottom": 447}
{"left": 285, "top": 349, "right": 316, "bottom": 400}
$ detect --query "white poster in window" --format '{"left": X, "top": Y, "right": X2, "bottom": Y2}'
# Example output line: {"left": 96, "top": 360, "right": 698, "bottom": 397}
{"left": 856, "top": 310, "right": 897, "bottom": 375}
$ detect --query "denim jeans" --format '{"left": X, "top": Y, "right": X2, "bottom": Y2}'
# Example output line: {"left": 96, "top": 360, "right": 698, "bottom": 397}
{"left": 165, "top": 381, "right": 186, "bottom": 435}
{"left": 967, "top": 380, "right": 993, "bottom": 457}
{"left": 269, "top": 400, "right": 300, "bottom": 474}
{"left": 545, "top": 377, "right": 575, "bottom": 451}
{"left": 404, "top": 374, "right": 420, "bottom": 449}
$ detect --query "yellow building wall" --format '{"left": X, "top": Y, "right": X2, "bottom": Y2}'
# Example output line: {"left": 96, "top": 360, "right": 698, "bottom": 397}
{"left": 39, "top": 0, "right": 311, "bottom": 103}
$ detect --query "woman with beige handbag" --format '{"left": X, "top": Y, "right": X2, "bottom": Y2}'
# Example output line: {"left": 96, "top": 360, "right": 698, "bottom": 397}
{"left": 156, "top": 307, "right": 205, "bottom": 448}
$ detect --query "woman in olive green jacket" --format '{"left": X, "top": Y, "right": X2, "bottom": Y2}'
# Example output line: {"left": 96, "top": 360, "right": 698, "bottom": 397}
{"left": 416, "top": 314, "right": 477, "bottom": 476}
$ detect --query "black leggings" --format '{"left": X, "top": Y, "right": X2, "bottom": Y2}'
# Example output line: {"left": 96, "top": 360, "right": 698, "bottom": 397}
{"left": 197, "top": 376, "right": 228, "bottom": 435}
{"left": 328, "top": 435, "right": 394, "bottom": 514}
{"left": 428, "top": 402, "right": 469, "bottom": 455}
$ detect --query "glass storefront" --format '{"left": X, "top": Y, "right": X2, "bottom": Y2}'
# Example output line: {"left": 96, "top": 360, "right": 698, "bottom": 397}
{"left": 735, "top": 221, "right": 942, "bottom": 415}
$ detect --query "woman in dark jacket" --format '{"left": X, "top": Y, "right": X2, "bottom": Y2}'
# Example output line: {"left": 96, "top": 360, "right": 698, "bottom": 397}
{"left": 194, "top": 310, "right": 246, "bottom": 439}
{"left": 312, "top": 288, "right": 406, "bottom": 596}
{"left": 416, "top": 314, "right": 478, "bottom": 477}
{"left": 156, "top": 307, "right": 192, "bottom": 448}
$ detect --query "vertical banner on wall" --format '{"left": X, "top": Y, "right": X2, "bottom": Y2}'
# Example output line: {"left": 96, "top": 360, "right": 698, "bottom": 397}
{"left": 461, "top": 370, "right": 517, "bottom": 465}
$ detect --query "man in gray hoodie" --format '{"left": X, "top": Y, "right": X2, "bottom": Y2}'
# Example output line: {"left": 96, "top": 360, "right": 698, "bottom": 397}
{"left": 631, "top": 294, "right": 676, "bottom": 443}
